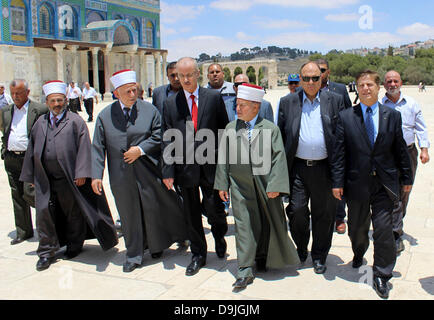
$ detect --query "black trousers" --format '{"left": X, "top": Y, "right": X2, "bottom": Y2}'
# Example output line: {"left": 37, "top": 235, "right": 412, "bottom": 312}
{"left": 4, "top": 152, "right": 33, "bottom": 239}
{"left": 84, "top": 98, "right": 94, "bottom": 120}
{"left": 37, "top": 177, "right": 86, "bottom": 258}
{"left": 180, "top": 174, "right": 227, "bottom": 258}
{"left": 336, "top": 198, "right": 347, "bottom": 221}
{"left": 287, "top": 159, "right": 337, "bottom": 263}
{"left": 347, "top": 176, "right": 396, "bottom": 281}
{"left": 68, "top": 98, "right": 80, "bottom": 113}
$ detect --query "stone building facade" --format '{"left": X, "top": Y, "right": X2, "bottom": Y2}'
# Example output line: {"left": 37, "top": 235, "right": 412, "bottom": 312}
{"left": 0, "top": 0, "right": 167, "bottom": 101}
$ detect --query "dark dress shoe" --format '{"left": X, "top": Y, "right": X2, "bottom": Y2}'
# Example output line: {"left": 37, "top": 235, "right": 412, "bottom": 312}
{"left": 352, "top": 256, "right": 363, "bottom": 268}
{"left": 256, "top": 259, "right": 267, "bottom": 272}
{"left": 151, "top": 251, "right": 163, "bottom": 259}
{"left": 123, "top": 261, "right": 141, "bottom": 273}
{"left": 232, "top": 277, "right": 254, "bottom": 289}
{"left": 313, "top": 260, "right": 327, "bottom": 274}
{"left": 215, "top": 237, "right": 227, "bottom": 258}
{"left": 11, "top": 236, "right": 32, "bottom": 245}
{"left": 373, "top": 276, "right": 390, "bottom": 299}
{"left": 396, "top": 238, "right": 405, "bottom": 255}
{"left": 36, "top": 257, "right": 53, "bottom": 271}
{"left": 185, "top": 256, "right": 206, "bottom": 276}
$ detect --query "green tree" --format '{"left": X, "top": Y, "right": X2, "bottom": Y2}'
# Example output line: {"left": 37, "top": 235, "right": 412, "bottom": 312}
{"left": 223, "top": 67, "right": 232, "bottom": 82}
{"left": 246, "top": 66, "right": 256, "bottom": 84}
{"left": 234, "top": 67, "right": 243, "bottom": 78}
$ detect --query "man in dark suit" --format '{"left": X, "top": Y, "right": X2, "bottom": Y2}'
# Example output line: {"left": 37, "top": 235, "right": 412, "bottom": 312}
{"left": 277, "top": 62, "right": 344, "bottom": 274}
{"left": 0, "top": 80, "right": 47, "bottom": 245}
{"left": 152, "top": 61, "right": 182, "bottom": 114}
{"left": 161, "top": 57, "right": 229, "bottom": 276}
{"left": 316, "top": 58, "right": 352, "bottom": 235}
{"left": 331, "top": 70, "right": 413, "bottom": 299}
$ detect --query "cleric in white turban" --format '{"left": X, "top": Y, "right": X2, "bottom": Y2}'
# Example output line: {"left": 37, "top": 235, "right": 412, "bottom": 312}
{"left": 91, "top": 69, "right": 188, "bottom": 273}
{"left": 20, "top": 79, "right": 118, "bottom": 272}
{"left": 214, "top": 83, "right": 300, "bottom": 290}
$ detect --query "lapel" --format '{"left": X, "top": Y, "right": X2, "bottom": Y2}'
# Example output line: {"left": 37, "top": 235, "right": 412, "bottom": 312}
{"left": 53, "top": 110, "right": 69, "bottom": 137}
{"left": 111, "top": 100, "right": 127, "bottom": 132}
{"left": 319, "top": 90, "right": 331, "bottom": 124}
{"left": 353, "top": 104, "right": 373, "bottom": 150}
{"left": 41, "top": 113, "right": 49, "bottom": 138}
{"left": 197, "top": 86, "right": 207, "bottom": 128}
{"left": 373, "top": 103, "right": 388, "bottom": 150}
{"left": 293, "top": 90, "right": 304, "bottom": 138}
{"left": 26, "top": 100, "right": 38, "bottom": 136}
{"left": 176, "top": 90, "right": 191, "bottom": 122}
{"left": 4, "top": 105, "right": 14, "bottom": 136}
{"left": 251, "top": 117, "right": 264, "bottom": 144}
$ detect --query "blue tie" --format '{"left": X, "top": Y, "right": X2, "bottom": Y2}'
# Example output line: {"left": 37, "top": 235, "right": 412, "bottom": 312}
{"left": 365, "top": 107, "right": 375, "bottom": 147}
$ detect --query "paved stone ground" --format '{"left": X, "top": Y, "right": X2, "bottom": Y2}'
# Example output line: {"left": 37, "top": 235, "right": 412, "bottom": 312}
{"left": 0, "top": 86, "right": 433, "bottom": 300}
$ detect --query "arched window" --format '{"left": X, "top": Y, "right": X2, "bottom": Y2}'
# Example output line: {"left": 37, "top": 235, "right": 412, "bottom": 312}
{"left": 113, "top": 14, "right": 123, "bottom": 20}
{"left": 145, "top": 21, "right": 154, "bottom": 48}
{"left": 38, "top": 4, "right": 53, "bottom": 35}
{"left": 10, "top": 0, "right": 27, "bottom": 42}
{"left": 87, "top": 11, "right": 104, "bottom": 24}
{"left": 130, "top": 18, "right": 139, "bottom": 32}
{"left": 58, "top": 4, "right": 78, "bottom": 38}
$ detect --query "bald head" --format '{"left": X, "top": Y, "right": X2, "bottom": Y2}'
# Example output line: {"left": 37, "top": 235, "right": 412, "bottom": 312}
{"left": 177, "top": 57, "right": 200, "bottom": 93}
{"left": 384, "top": 70, "right": 402, "bottom": 99}
{"left": 300, "top": 62, "right": 322, "bottom": 99}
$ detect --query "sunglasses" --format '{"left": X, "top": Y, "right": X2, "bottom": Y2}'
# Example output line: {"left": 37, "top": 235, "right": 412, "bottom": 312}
{"left": 288, "top": 81, "right": 299, "bottom": 85}
{"left": 301, "top": 76, "right": 321, "bottom": 82}
{"left": 234, "top": 82, "right": 248, "bottom": 88}
{"left": 320, "top": 68, "right": 328, "bottom": 73}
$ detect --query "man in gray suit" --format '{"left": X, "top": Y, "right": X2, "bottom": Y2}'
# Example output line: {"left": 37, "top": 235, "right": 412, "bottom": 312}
{"left": 152, "top": 61, "right": 182, "bottom": 114}
{"left": 1, "top": 80, "right": 47, "bottom": 245}
{"left": 92, "top": 70, "right": 187, "bottom": 273}
{"left": 224, "top": 74, "right": 273, "bottom": 122}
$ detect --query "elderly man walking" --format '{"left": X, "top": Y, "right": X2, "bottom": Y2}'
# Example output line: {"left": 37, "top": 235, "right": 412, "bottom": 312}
{"left": 0, "top": 80, "right": 47, "bottom": 245}
{"left": 215, "top": 83, "right": 299, "bottom": 290}
{"left": 382, "top": 70, "right": 430, "bottom": 254}
{"left": 20, "top": 80, "right": 118, "bottom": 271}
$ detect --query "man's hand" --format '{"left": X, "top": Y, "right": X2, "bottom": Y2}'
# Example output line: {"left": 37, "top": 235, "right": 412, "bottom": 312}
{"left": 163, "top": 178, "right": 174, "bottom": 191}
{"left": 92, "top": 179, "right": 103, "bottom": 195}
{"left": 402, "top": 185, "right": 412, "bottom": 193}
{"left": 267, "top": 192, "right": 280, "bottom": 199}
{"left": 219, "top": 190, "right": 229, "bottom": 202}
{"left": 332, "top": 188, "right": 344, "bottom": 200}
{"left": 74, "top": 177, "right": 86, "bottom": 187}
{"left": 420, "top": 148, "right": 430, "bottom": 164}
{"left": 124, "top": 146, "right": 142, "bottom": 164}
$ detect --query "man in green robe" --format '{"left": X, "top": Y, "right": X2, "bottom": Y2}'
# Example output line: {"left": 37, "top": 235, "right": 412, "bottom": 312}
{"left": 214, "top": 83, "right": 300, "bottom": 290}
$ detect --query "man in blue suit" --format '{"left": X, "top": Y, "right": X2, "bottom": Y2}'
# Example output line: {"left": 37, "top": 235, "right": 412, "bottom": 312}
{"left": 224, "top": 74, "right": 273, "bottom": 122}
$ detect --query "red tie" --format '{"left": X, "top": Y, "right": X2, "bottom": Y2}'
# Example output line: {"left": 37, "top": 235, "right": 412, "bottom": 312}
{"left": 190, "top": 94, "right": 198, "bottom": 132}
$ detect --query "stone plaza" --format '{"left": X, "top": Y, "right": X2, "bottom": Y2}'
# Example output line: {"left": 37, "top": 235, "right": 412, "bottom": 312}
{"left": 0, "top": 86, "right": 433, "bottom": 300}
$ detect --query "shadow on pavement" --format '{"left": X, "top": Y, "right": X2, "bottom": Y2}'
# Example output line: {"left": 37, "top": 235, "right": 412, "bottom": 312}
{"left": 419, "top": 277, "right": 434, "bottom": 295}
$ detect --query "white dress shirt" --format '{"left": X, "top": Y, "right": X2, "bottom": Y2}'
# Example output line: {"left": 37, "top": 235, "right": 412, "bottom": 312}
{"left": 183, "top": 86, "right": 200, "bottom": 115}
{"left": 382, "top": 93, "right": 430, "bottom": 148}
{"left": 82, "top": 87, "right": 97, "bottom": 100}
{"left": 295, "top": 92, "right": 328, "bottom": 160}
{"left": 8, "top": 100, "right": 29, "bottom": 152}
{"left": 67, "top": 86, "right": 82, "bottom": 99}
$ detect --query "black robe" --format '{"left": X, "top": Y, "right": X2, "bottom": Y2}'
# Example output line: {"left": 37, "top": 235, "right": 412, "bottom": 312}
{"left": 20, "top": 111, "right": 118, "bottom": 251}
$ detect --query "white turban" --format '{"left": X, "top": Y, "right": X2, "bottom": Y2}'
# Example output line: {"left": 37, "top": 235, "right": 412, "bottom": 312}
{"left": 110, "top": 69, "right": 136, "bottom": 90}
{"left": 43, "top": 80, "right": 67, "bottom": 97}
{"left": 237, "top": 83, "right": 265, "bottom": 103}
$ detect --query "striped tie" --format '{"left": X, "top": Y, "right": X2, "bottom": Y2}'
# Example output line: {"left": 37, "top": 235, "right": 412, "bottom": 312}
{"left": 244, "top": 121, "right": 251, "bottom": 144}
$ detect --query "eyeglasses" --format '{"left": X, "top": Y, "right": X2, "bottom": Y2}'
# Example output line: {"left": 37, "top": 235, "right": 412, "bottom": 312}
{"left": 301, "top": 76, "right": 321, "bottom": 82}
{"left": 320, "top": 68, "right": 328, "bottom": 73}
{"left": 234, "top": 82, "right": 248, "bottom": 88}
{"left": 288, "top": 81, "right": 299, "bottom": 85}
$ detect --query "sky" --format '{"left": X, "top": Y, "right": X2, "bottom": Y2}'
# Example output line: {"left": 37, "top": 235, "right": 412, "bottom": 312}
{"left": 160, "top": 0, "right": 434, "bottom": 61}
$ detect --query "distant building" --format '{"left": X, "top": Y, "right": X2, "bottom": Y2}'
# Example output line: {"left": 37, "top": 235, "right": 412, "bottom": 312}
{"left": 0, "top": 0, "right": 167, "bottom": 101}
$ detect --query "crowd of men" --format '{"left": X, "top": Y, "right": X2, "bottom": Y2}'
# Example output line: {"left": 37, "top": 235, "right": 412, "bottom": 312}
{"left": 0, "top": 57, "right": 430, "bottom": 299}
